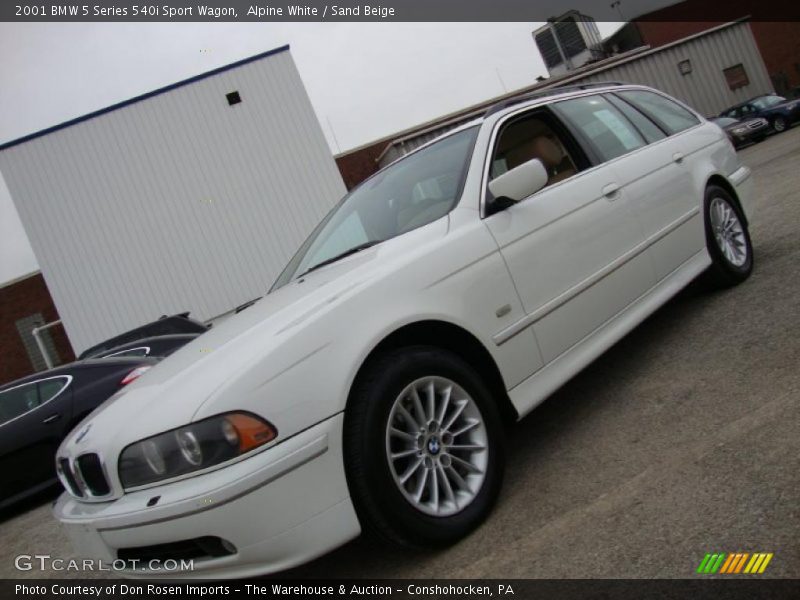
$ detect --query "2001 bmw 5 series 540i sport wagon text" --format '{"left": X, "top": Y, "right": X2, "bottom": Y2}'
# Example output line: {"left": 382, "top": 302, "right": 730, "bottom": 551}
{"left": 54, "top": 83, "right": 754, "bottom": 578}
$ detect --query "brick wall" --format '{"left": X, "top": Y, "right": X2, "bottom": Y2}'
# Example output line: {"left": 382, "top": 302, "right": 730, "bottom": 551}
{"left": 334, "top": 138, "right": 388, "bottom": 190}
{"left": 0, "top": 272, "right": 75, "bottom": 386}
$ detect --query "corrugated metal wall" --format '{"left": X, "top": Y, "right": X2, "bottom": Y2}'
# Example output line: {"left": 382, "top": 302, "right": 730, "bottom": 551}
{"left": 575, "top": 22, "right": 772, "bottom": 118}
{"left": 0, "top": 48, "right": 346, "bottom": 354}
{"left": 380, "top": 22, "right": 771, "bottom": 167}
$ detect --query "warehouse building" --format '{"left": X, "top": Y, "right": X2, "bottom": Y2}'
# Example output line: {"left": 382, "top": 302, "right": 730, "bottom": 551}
{"left": 0, "top": 45, "right": 346, "bottom": 359}
{"left": 336, "top": 18, "right": 773, "bottom": 187}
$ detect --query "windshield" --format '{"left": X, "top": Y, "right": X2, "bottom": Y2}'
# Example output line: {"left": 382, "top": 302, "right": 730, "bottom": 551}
{"left": 270, "top": 126, "right": 479, "bottom": 290}
{"left": 751, "top": 95, "right": 786, "bottom": 110}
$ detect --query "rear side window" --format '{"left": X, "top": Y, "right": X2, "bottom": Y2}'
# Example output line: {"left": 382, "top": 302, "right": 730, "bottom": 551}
{"left": 617, "top": 90, "right": 700, "bottom": 135}
{"left": 0, "top": 377, "right": 71, "bottom": 425}
{"left": 606, "top": 94, "right": 666, "bottom": 143}
{"left": 38, "top": 377, "right": 70, "bottom": 403}
{"left": 103, "top": 347, "right": 150, "bottom": 358}
{"left": 0, "top": 382, "right": 39, "bottom": 424}
{"left": 552, "top": 95, "right": 646, "bottom": 162}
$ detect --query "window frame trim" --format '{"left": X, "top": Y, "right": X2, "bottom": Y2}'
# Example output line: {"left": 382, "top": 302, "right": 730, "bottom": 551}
{"left": 0, "top": 375, "right": 73, "bottom": 429}
{"left": 101, "top": 346, "right": 151, "bottom": 359}
{"left": 479, "top": 87, "right": 706, "bottom": 219}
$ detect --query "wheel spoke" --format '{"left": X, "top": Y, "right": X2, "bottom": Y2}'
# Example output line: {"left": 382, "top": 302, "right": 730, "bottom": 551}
{"left": 390, "top": 427, "right": 415, "bottom": 441}
{"left": 400, "top": 457, "right": 424, "bottom": 484}
{"left": 391, "top": 447, "right": 419, "bottom": 460}
{"left": 449, "top": 453, "right": 483, "bottom": 474}
{"left": 395, "top": 403, "right": 419, "bottom": 433}
{"left": 413, "top": 468, "right": 429, "bottom": 502}
{"left": 426, "top": 380, "right": 436, "bottom": 422}
{"left": 409, "top": 387, "right": 426, "bottom": 428}
{"left": 446, "top": 465, "right": 469, "bottom": 491}
{"left": 443, "top": 399, "right": 467, "bottom": 432}
{"left": 428, "top": 464, "right": 439, "bottom": 510}
{"left": 437, "top": 385, "right": 452, "bottom": 424}
{"left": 447, "top": 443, "right": 486, "bottom": 451}
{"left": 437, "top": 463, "right": 457, "bottom": 509}
{"left": 449, "top": 418, "right": 479, "bottom": 438}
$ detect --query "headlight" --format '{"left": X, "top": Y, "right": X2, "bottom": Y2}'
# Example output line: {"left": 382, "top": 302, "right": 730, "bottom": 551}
{"left": 118, "top": 412, "right": 277, "bottom": 488}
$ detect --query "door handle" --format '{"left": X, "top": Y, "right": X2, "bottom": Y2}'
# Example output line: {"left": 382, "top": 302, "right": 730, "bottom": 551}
{"left": 602, "top": 183, "right": 620, "bottom": 199}
{"left": 673, "top": 152, "right": 685, "bottom": 164}
{"left": 42, "top": 414, "right": 61, "bottom": 424}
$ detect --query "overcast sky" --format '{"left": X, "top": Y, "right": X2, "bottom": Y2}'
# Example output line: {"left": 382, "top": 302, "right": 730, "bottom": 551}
{"left": 0, "top": 21, "right": 629, "bottom": 284}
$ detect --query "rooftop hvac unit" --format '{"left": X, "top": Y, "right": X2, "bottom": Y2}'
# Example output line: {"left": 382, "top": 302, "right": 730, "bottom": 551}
{"left": 533, "top": 11, "right": 605, "bottom": 76}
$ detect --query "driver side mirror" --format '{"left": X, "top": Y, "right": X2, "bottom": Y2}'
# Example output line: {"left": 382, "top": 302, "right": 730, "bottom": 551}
{"left": 487, "top": 158, "right": 548, "bottom": 213}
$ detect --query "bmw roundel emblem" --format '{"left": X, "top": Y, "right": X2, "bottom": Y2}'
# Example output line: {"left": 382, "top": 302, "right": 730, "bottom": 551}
{"left": 427, "top": 436, "right": 441, "bottom": 455}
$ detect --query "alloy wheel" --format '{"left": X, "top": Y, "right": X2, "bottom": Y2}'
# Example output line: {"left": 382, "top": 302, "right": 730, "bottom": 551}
{"left": 385, "top": 376, "right": 488, "bottom": 517}
{"left": 709, "top": 196, "right": 748, "bottom": 267}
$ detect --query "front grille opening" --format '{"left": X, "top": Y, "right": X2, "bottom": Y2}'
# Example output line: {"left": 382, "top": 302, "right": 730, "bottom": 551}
{"left": 76, "top": 453, "right": 110, "bottom": 496}
{"left": 58, "top": 458, "right": 83, "bottom": 497}
{"left": 117, "top": 536, "right": 237, "bottom": 566}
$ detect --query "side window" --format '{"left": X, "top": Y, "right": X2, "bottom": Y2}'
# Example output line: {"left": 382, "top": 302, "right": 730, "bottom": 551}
{"left": 490, "top": 113, "right": 580, "bottom": 189}
{"left": 552, "top": 95, "right": 646, "bottom": 162}
{"left": 38, "top": 377, "right": 70, "bottom": 404}
{"left": 0, "top": 382, "right": 39, "bottom": 425}
{"left": 606, "top": 94, "right": 667, "bottom": 143}
{"left": 617, "top": 90, "right": 700, "bottom": 135}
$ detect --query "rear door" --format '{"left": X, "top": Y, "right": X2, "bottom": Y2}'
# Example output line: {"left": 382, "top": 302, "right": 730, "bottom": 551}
{"left": 612, "top": 90, "right": 705, "bottom": 280}
{"left": 483, "top": 95, "right": 654, "bottom": 364}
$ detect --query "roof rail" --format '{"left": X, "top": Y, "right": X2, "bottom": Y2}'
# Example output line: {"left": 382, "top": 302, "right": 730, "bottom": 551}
{"left": 483, "top": 81, "right": 629, "bottom": 118}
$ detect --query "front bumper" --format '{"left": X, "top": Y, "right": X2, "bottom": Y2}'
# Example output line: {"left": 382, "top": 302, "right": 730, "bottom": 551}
{"left": 54, "top": 413, "right": 360, "bottom": 579}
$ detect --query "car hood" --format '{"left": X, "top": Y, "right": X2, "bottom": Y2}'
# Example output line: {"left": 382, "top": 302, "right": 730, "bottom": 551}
{"left": 58, "top": 219, "right": 448, "bottom": 458}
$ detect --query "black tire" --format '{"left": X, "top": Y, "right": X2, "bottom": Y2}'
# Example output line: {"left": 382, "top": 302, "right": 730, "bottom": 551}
{"left": 772, "top": 115, "right": 787, "bottom": 133}
{"left": 344, "top": 345, "right": 505, "bottom": 549}
{"left": 703, "top": 185, "right": 753, "bottom": 288}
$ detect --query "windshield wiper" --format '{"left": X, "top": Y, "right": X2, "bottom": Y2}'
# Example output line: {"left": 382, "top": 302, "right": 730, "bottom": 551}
{"left": 299, "top": 240, "right": 382, "bottom": 278}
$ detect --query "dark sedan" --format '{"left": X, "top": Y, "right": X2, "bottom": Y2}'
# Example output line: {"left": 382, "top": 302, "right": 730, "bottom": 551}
{"left": 93, "top": 333, "right": 200, "bottom": 359}
{"left": 710, "top": 117, "right": 769, "bottom": 149}
{"left": 0, "top": 357, "right": 156, "bottom": 509}
{"left": 719, "top": 94, "right": 800, "bottom": 133}
{"left": 77, "top": 312, "right": 208, "bottom": 360}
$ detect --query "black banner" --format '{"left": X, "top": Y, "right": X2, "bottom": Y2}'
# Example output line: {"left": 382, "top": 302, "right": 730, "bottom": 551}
{"left": 3, "top": 0, "right": 800, "bottom": 22}
{"left": 4, "top": 580, "right": 800, "bottom": 600}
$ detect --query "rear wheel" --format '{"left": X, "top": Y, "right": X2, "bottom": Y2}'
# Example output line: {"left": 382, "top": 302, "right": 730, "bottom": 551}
{"left": 344, "top": 346, "right": 505, "bottom": 548}
{"left": 703, "top": 185, "right": 753, "bottom": 287}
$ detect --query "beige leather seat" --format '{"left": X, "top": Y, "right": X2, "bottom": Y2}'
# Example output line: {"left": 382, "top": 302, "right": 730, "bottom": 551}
{"left": 527, "top": 136, "right": 577, "bottom": 185}
{"left": 507, "top": 136, "right": 576, "bottom": 186}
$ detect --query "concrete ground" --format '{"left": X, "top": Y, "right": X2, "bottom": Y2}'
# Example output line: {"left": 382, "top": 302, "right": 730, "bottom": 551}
{"left": 1, "top": 127, "right": 798, "bottom": 579}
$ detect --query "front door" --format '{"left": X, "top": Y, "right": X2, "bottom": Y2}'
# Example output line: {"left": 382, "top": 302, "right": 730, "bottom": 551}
{"left": 484, "top": 96, "right": 655, "bottom": 364}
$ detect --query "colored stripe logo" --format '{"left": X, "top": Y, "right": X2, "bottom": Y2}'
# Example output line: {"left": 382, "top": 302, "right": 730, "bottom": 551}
{"left": 696, "top": 552, "right": 773, "bottom": 574}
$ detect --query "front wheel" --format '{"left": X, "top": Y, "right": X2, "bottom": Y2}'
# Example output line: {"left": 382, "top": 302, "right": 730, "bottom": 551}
{"left": 344, "top": 346, "right": 505, "bottom": 548}
{"left": 704, "top": 185, "right": 753, "bottom": 287}
{"left": 772, "top": 115, "right": 787, "bottom": 133}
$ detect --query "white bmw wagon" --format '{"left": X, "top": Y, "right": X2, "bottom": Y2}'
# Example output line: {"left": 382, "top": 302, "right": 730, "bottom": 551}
{"left": 54, "top": 83, "right": 754, "bottom": 578}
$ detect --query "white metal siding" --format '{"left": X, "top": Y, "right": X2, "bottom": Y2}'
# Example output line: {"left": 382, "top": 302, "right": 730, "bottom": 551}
{"left": 576, "top": 22, "right": 772, "bottom": 118}
{"left": 0, "top": 49, "right": 346, "bottom": 354}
